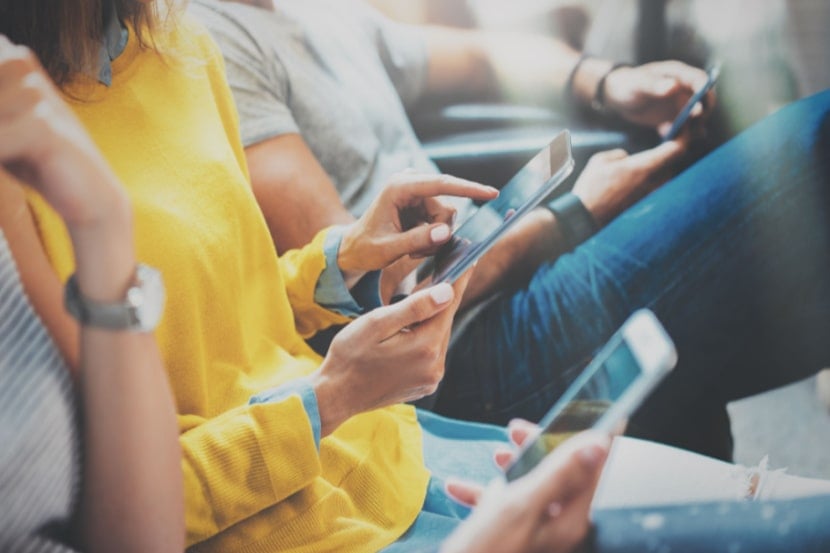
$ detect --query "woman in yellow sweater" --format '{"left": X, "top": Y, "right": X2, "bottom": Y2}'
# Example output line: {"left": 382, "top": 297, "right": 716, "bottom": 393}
{"left": 0, "top": 1, "right": 608, "bottom": 552}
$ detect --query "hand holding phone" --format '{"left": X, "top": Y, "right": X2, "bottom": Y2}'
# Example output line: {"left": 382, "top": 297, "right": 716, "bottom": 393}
{"left": 663, "top": 62, "right": 722, "bottom": 142}
{"left": 505, "top": 309, "right": 677, "bottom": 482}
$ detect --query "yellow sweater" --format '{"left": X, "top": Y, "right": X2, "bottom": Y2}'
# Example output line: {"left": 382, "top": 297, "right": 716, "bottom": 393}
{"left": 25, "top": 19, "right": 428, "bottom": 552}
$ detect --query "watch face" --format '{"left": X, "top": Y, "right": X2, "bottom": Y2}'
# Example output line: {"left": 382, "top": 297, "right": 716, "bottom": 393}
{"left": 134, "top": 265, "right": 166, "bottom": 331}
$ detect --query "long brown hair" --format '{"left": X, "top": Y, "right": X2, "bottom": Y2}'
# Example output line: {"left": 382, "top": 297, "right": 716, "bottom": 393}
{"left": 0, "top": 0, "right": 173, "bottom": 87}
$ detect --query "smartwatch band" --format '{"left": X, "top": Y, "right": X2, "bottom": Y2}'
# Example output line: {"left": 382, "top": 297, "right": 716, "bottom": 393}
{"left": 564, "top": 53, "right": 591, "bottom": 107}
{"left": 592, "top": 62, "right": 632, "bottom": 114}
{"left": 546, "top": 193, "right": 598, "bottom": 252}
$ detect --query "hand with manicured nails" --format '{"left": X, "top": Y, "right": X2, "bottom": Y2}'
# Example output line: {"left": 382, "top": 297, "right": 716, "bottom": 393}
{"left": 572, "top": 140, "right": 688, "bottom": 227}
{"left": 311, "top": 269, "right": 472, "bottom": 437}
{"left": 338, "top": 171, "right": 498, "bottom": 283}
{"left": 441, "top": 422, "right": 611, "bottom": 553}
{"left": 604, "top": 61, "right": 716, "bottom": 135}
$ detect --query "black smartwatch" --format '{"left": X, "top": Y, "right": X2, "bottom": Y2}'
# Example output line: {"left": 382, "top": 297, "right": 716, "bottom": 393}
{"left": 546, "top": 193, "right": 598, "bottom": 252}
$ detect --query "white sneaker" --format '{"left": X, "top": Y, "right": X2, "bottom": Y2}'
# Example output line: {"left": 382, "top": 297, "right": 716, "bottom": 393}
{"left": 817, "top": 369, "right": 830, "bottom": 411}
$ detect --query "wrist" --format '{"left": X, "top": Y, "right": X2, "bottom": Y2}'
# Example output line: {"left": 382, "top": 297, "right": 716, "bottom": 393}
{"left": 570, "top": 57, "right": 615, "bottom": 108}
{"left": 336, "top": 224, "right": 367, "bottom": 288}
{"left": 67, "top": 198, "right": 137, "bottom": 302}
{"left": 310, "top": 367, "right": 352, "bottom": 437}
{"left": 546, "top": 193, "right": 598, "bottom": 252}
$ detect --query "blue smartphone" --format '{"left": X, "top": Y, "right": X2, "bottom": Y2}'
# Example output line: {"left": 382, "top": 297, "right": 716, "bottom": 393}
{"left": 663, "top": 62, "right": 722, "bottom": 142}
{"left": 505, "top": 310, "right": 677, "bottom": 482}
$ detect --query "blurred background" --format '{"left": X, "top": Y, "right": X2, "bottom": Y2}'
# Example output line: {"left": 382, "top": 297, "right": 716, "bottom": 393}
{"left": 370, "top": 0, "right": 830, "bottom": 479}
{"left": 370, "top": 0, "right": 829, "bottom": 134}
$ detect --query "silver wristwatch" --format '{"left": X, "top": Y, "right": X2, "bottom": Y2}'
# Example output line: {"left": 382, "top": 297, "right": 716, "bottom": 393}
{"left": 65, "top": 264, "right": 166, "bottom": 332}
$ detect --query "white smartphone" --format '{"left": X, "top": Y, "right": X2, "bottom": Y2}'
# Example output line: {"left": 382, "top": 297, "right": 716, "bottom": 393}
{"left": 505, "top": 309, "right": 677, "bottom": 482}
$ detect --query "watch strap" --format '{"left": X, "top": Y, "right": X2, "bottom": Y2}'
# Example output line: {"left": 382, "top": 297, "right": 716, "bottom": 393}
{"left": 64, "top": 264, "right": 164, "bottom": 332}
{"left": 591, "top": 62, "right": 632, "bottom": 114}
{"left": 546, "top": 193, "right": 598, "bottom": 252}
{"left": 65, "top": 274, "right": 140, "bottom": 329}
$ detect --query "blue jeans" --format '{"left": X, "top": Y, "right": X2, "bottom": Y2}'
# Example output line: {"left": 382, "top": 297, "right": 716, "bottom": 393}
{"left": 437, "top": 90, "right": 830, "bottom": 460}
{"left": 590, "top": 495, "right": 830, "bottom": 552}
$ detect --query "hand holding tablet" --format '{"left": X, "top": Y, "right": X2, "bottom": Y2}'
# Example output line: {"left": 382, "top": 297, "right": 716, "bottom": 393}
{"left": 409, "top": 130, "right": 575, "bottom": 291}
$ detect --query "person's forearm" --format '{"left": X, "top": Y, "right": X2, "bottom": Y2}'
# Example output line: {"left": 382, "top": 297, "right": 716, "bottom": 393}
{"left": 71, "top": 205, "right": 184, "bottom": 553}
{"left": 422, "top": 27, "right": 614, "bottom": 107}
{"left": 246, "top": 135, "right": 356, "bottom": 254}
{"left": 461, "top": 208, "right": 565, "bottom": 309}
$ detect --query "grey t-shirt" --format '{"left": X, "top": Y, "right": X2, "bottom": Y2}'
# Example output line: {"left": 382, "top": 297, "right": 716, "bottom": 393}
{"left": 189, "top": 0, "right": 441, "bottom": 216}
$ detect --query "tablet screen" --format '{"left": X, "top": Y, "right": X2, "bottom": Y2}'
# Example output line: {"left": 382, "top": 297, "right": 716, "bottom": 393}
{"left": 414, "top": 130, "right": 574, "bottom": 286}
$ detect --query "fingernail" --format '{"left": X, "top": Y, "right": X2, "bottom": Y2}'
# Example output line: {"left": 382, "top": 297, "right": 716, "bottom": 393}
{"left": 486, "top": 186, "right": 500, "bottom": 195}
{"left": 493, "top": 448, "right": 513, "bottom": 468}
{"left": 429, "top": 283, "right": 453, "bottom": 305}
{"left": 430, "top": 224, "right": 451, "bottom": 243}
{"left": 578, "top": 445, "right": 606, "bottom": 469}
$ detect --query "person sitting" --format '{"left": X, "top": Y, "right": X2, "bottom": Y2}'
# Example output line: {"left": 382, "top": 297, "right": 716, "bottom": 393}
{"left": 0, "top": 2, "right": 610, "bottom": 550}
{"left": 0, "top": 27, "right": 612, "bottom": 551}
{"left": 2, "top": 2, "right": 830, "bottom": 552}
{"left": 190, "top": 0, "right": 830, "bottom": 461}
{"left": 0, "top": 34, "right": 182, "bottom": 552}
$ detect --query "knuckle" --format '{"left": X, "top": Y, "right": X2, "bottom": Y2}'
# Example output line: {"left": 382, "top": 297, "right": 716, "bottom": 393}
{"left": 389, "top": 171, "right": 415, "bottom": 187}
{"left": 1, "top": 46, "right": 37, "bottom": 73}
{"left": 415, "top": 341, "right": 433, "bottom": 360}
{"left": 438, "top": 174, "right": 455, "bottom": 186}
{"left": 426, "top": 365, "right": 444, "bottom": 387}
{"left": 606, "top": 148, "right": 628, "bottom": 160}
{"left": 23, "top": 78, "right": 49, "bottom": 106}
{"left": 29, "top": 105, "right": 52, "bottom": 133}
{"left": 378, "top": 237, "right": 404, "bottom": 262}
{"left": 409, "top": 299, "right": 432, "bottom": 322}
{"left": 361, "top": 310, "right": 384, "bottom": 330}
{"left": 16, "top": 45, "right": 38, "bottom": 66}
{"left": 423, "top": 381, "right": 440, "bottom": 396}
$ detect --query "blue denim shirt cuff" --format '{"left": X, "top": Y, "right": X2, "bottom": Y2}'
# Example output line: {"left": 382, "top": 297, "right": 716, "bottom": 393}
{"left": 249, "top": 378, "right": 322, "bottom": 450}
{"left": 314, "top": 226, "right": 382, "bottom": 317}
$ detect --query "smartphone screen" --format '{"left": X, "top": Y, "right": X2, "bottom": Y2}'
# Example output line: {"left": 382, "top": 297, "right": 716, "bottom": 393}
{"left": 505, "top": 310, "right": 676, "bottom": 482}
{"left": 413, "top": 131, "right": 574, "bottom": 286}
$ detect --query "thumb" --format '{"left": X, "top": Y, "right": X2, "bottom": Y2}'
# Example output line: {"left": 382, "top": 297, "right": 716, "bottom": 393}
{"left": 627, "top": 139, "right": 686, "bottom": 172}
{"left": 387, "top": 222, "right": 452, "bottom": 259}
{"left": 522, "top": 432, "right": 610, "bottom": 511}
{"left": 373, "top": 283, "right": 455, "bottom": 340}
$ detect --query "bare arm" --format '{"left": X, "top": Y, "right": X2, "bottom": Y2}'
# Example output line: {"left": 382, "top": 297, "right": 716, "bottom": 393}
{"left": 420, "top": 26, "right": 616, "bottom": 107}
{"left": 0, "top": 177, "right": 79, "bottom": 371}
{"left": 72, "top": 200, "right": 184, "bottom": 553}
{"left": 419, "top": 27, "right": 714, "bottom": 131}
{"left": 0, "top": 39, "right": 184, "bottom": 553}
{"left": 461, "top": 207, "right": 565, "bottom": 309}
{"left": 462, "top": 140, "right": 688, "bottom": 307}
{"left": 246, "top": 134, "right": 355, "bottom": 253}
